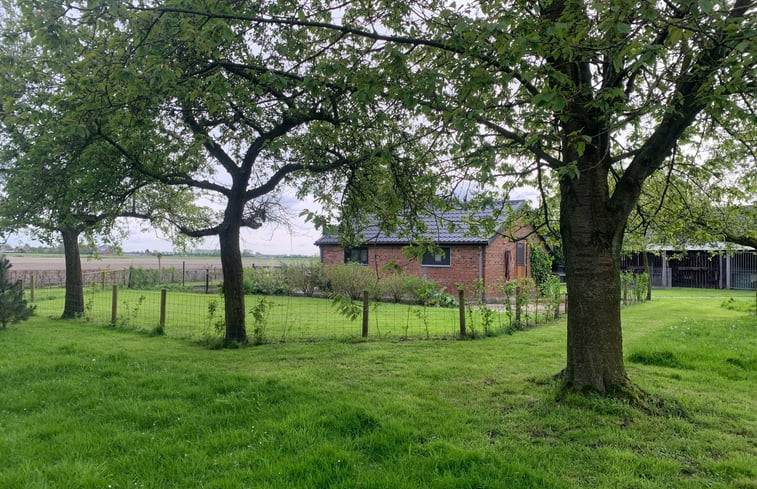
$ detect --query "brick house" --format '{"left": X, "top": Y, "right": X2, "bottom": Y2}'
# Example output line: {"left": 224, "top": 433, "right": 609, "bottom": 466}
{"left": 315, "top": 201, "right": 542, "bottom": 299}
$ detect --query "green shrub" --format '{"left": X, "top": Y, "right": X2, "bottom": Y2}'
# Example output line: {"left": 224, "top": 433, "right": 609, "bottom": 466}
{"left": 540, "top": 274, "right": 562, "bottom": 319}
{"left": 127, "top": 266, "right": 160, "bottom": 289}
{"left": 529, "top": 244, "right": 553, "bottom": 291}
{"left": 0, "top": 255, "right": 34, "bottom": 329}
{"left": 282, "top": 262, "right": 327, "bottom": 297}
{"left": 377, "top": 273, "right": 408, "bottom": 303}
{"left": 633, "top": 272, "right": 649, "bottom": 303}
{"left": 324, "top": 263, "right": 378, "bottom": 300}
{"left": 376, "top": 274, "right": 442, "bottom": 304}
{"left": 250, "top": 296, "right": 273, "bottom": 345}
{"left": 621, "top": 270, "right": 649, "bottom": 304}
{"left": 243, "top": 267, "right": 289, "bottom": 295}
{"left": 407, "top": 278, "right": 457, "bottom": 307}
{"left": 496, "top": 277, "right": 535, "bottom": 328}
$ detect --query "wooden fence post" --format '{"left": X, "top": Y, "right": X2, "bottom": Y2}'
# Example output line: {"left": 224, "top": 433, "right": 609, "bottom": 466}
{"left": 182, "top": 261, "right": 186, "bottom": 287}
{"left": 160, "top": 289, "right": 167, "bottom": 329}
{"left": 111, "top": 285, "right": 118, "bottom": 324}
{"left": 362, "top": 290, "right": 369, "bottom": 338}
{"left": 205, "top": 269, "right": 210, "bottom": 294}
{"left": 30, "top": 275, "right": 35, "bottom": 303}
{"left": 458, "top": 289, "right": 466, "bottom": 338}
{"left": 101, "top": 271, "right": 106, "bottom": 290}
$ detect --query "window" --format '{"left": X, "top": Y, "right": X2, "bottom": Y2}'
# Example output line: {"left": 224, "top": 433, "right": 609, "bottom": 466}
{"left": 344, "top": 247, "right": 368, "bottom": 265}
{"left": 516, "top": 242, "right": 526, "bottom": 266}
{"left": 422, "top": 247, "right": 451, "bottom": 267}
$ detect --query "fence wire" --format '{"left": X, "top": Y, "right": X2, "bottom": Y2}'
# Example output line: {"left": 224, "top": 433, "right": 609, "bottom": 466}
{"left": 28, "top": 283, "right": 566, "bottom": 343}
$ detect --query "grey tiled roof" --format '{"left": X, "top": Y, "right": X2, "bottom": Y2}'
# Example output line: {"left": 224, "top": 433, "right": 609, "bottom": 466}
{"left": 315, "top": 200, "right": 525, "bottom": 246}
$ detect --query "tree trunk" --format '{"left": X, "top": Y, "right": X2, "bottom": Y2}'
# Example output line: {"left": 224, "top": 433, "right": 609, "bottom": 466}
{"left": 219, "top": 224, "right": 247, "bottom": 343}
{"left": 560, "top": 166, "right": 630, "bottom": 395}
{"left": 60, "top": 226, "right": 84, "bottom": 319}
{"left": 642, "top": 251, "right": 652, "bottom": 301}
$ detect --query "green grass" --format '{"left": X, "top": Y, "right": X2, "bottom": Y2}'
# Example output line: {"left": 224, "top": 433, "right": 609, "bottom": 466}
{"left": 1, "top": 292, "right": 755, "bottom": 488}
{"left": 652, "top": 287, "right": 755, "bottom": 298}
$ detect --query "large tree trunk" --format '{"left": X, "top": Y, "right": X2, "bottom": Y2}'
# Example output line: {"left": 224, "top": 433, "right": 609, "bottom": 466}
{"left": 560, "top": 163, "right": 630, "bottom": 394}
{"left": 219, "top": 223, "right": 247, "bottom": 343}
{"left": 60, "top": 226, "right": 84, "bottom": 319}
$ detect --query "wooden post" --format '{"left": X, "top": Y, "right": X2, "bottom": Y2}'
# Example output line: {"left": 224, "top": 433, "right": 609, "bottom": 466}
{"left": 30, "top": 274, "right": 35, "bottom": 303}
{"left": 111, "top": 285, "right": 118, "bottom": 324}
{"left": 160, "top": 289, "right": 167, "bottom": 328}
{"left": 458, "top": 289, "right": 466, "bottom": 337}
{"left": 101, "top": 271, "right": 106, "bottom": 290}
{"left": 362, "top": 290, "right": 369, "bottom": 338}
{"left": 205, "top": 269, "right": 210, "bottom": 294}
{"left": 182, "top": 261, "right": 186, "bottom": 287}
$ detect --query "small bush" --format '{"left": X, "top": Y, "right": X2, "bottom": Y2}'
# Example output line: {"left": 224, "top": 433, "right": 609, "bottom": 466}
{"left": 282, "top": 262, "right": 327, "bottom": 296}
{"left": 377, "top": 273, "right": 408, "bottom": 303}
{"left": 405, "top": 277, "right": 456, "bottom": 307}
{"left": 250, "top": 296, "right": 273, "bottom": 345}
{"left": 621, "top": 270, "right": 649, "bottom": 304}
{"left": 529, "top": 244, "right": 553, "bottom": 291}
{"left": 243, "top": 267, "right": 289, "bottom": 295}
{"left": 0, "top": 255, "right": 34, "bottom": 329}
{"left": 324, "top": 263, "right": 378, "bottom": 300}
{"left": 127, "top": 267, "right": 161, "bottom": 289}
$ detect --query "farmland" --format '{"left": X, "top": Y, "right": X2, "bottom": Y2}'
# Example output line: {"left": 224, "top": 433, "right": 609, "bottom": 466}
{"left": 5, "top": 253, "right": 314, "bottom": 273}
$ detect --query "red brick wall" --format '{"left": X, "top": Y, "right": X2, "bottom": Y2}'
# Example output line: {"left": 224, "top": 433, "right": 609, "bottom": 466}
{"left": 483, "top": 226, "right": 538, "bottom": 298}
{"left": 320, "top": 244, "right": 483, "bottom": 296}
{"left": 319, "top": 225, "right": 543, "bottom": 299}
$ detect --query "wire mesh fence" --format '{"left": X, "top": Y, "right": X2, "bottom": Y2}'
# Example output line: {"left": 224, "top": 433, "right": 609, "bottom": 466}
{"left": 28, "top": 282, "right": 567, "bottom": 343}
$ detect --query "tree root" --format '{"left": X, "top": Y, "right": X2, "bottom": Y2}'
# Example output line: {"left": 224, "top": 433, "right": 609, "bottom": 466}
{"left": 554, "top": 371, "right": 686, "bottom": 417}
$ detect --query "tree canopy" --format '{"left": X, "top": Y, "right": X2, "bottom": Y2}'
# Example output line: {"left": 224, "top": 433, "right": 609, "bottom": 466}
{"left": 1, "top": 0, "right": 754, "bottom": 397}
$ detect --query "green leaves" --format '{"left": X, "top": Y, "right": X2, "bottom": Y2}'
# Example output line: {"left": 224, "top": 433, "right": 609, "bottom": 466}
{"left": 532, "top": 90, "right": 568, "bottom": 112}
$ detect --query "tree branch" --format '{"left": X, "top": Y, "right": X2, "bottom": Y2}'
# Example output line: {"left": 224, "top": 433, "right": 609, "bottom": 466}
{"left": 132, "top": 4, "right": 540, "bottom": 96}
{"left": 609, "top": 0, "right": 753, "bottom": 219}
{"left": 475, "top": 116, "right": 563, "bottom": 168}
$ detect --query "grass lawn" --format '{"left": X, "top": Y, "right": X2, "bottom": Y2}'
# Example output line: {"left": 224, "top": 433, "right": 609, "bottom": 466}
{"left": 1, "top": 292, "right": 755, "bottom": 488}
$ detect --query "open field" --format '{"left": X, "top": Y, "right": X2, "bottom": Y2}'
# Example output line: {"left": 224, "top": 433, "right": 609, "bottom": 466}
{"left": 1, "top": 293, "right": 755, "bottom": 488}
{"left": 4, "top": 254, "right": 315, "bottom": 272}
